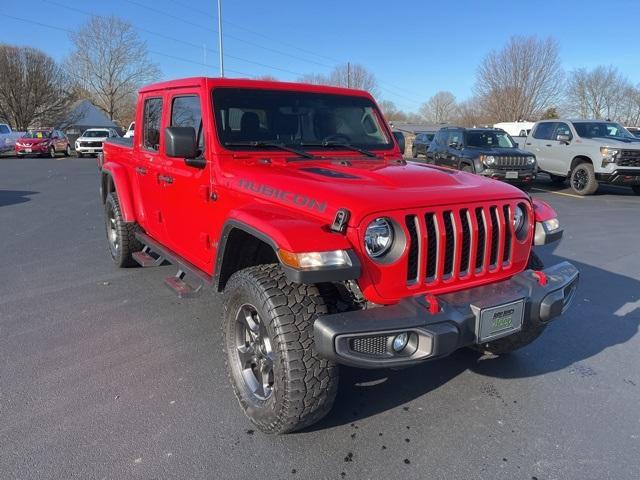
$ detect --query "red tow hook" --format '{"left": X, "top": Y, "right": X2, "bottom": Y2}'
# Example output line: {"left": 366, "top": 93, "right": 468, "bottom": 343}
{"left": 533, "top": 270, "right": 548, "bottom": 286}
{"left": 424, "top": 294, "right": 440, "bottom": 314}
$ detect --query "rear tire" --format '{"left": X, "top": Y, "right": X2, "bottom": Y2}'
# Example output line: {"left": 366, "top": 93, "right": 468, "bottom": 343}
{"left": 570, "top": 163, "right": 598, "bottom": 195}
{"left": 104, "top": 192, "right": 142, "bottom": 267}
{"left": 223, "top": 264, "right": 339, "bottom": 434}
{"left": 472, "top": 251, "right": 547, "bottom": 355}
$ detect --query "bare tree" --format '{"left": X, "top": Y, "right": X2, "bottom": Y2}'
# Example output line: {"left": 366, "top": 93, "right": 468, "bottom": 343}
{"left": 256, "top": 75, "right": 278, "bottom": 81}
{"left": 474, "top": 36, "right": 563, "bottom": 122}
{"left": 565, "top": 66, "right": 631, "bottom": 120}
{"left": 419, "top": 91, "right": 457, "bottom": 123}
{"left": 378, "top": 100, "right": 408, "bottom": 122}
{"left": 620, "top": 86, "right": 640, "bottom": 126}
{"left": 66, "top": 16, "right": 160, "bottom": 124}
{"left": 0, "top": 44, "right": 76, "bottom": 130}
{"left": 453, "top": 97, "right": 493, "bottom": 127}
{"left": 297, "top": 63, "right": 378, "bottom": 97}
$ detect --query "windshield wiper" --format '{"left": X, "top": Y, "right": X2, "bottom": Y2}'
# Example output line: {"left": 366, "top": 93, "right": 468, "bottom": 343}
{"left": 224, "top": 141, "right": 315, "bottom": 159}
{"left": 300, "top": 141, "right": 378, "bottom": 158}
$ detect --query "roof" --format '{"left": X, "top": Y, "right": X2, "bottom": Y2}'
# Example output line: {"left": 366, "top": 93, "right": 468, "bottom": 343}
{"left": 139, "top": 76, "right": 373, "bottom": 98}
{"left": 63, "top": 100, "right": 117, "bottom": 128}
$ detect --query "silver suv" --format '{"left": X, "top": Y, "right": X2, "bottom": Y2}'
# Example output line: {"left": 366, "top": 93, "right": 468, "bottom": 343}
{"left": 525, "top": 119, "right": 640, "bottom": 195}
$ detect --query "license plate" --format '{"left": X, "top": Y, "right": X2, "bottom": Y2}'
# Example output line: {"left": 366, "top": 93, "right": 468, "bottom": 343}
{"left": 88, "top": 149, "right": 94, "bottom": 153}
{"left": 506, "top": 171, "right": 518, "bottom": 179}
{"left": 477, "top": 299, "right": 525, "bottom": 343}
{"left": 25, "top": 148, "right": 31, "bottom": 153}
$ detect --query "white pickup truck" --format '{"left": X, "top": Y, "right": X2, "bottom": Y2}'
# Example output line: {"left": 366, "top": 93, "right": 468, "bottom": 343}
{"left": 522, "top": 119, "right": 640, "bottom": 195}
{"left": 0, "top": 124, "right": 25, "bottom": 154}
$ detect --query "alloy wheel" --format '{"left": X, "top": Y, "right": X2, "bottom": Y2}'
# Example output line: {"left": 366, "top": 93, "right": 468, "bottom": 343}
{"left": 106, "top": 202, "right": 119, "bottom": 254}
{"left": 572, "top": 168, "right": 588, "bottom": 191}
{"left": 234, "top": 303, "right": 274, "bottom": 400}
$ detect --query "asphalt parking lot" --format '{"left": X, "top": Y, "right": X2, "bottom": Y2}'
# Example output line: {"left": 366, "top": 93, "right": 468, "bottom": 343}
{"left": 1, "top": 155, "right": 639, "bottom": 480}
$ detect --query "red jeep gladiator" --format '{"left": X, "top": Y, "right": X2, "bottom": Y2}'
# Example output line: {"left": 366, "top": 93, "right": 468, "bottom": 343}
{"left": 98, "top": 77, "right": 578, "bottom": 434}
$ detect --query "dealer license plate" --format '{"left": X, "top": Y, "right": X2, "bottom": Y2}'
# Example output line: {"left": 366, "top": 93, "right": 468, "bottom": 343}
{"left": 506, "top": 171, "right": 518, "bottom": 179}
{"left": 25, "top": 148, "right": 31, "bottom": 153}
{"left": 477, "top": 299, "right": 525, "bottom": 343}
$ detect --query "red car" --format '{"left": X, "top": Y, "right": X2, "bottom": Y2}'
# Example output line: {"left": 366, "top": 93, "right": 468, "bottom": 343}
{"left": 15, "top": 129, "right": 72, "bottom": 158}
{"left": 99, "top": 77, "right": 578, "bottom": 434}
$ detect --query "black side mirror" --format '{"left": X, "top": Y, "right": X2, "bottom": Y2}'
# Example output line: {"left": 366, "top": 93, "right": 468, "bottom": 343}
{"left": 165, "top": 126, "right": 205, "bottom": 168}
{"left": 392, "top": 131, "right": 405, "bottom": 154}
{"left": 556, "top": 134, "right": 571, "bottom": 144}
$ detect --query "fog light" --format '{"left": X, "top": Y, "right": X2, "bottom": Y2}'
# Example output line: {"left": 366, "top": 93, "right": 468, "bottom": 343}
{"left": 392, "top": 332, "right": 409, "bottom": 353}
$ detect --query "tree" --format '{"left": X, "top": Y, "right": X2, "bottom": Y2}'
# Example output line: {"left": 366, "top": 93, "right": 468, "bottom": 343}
{"left": 66, "top": 16, "right": 160, "bottom": 124}
{"left": 419, "top": 91, "right": 457, "bottom": 123}
{"left": 256, "top": 75, "right": 278, "bottom": 81}
{"left": 0, "top": 45, "right": 76, "bottom": 130}
{"left": 474, "top": 36, "right": 563, "bottom": 122}
{"left": 454, "top": 97, "right": 491, "bottom": 127}
{"left": 297, "top": 63, "right": 378, "bottom": 97}
{"left": 378, "top": 100, "right": 408, "bottom": 122}
{"left": 540, "top": 107, "right": 559, "bottom": 120}
{"left": 565, "top": 66, "right": 630, "bottom": 120}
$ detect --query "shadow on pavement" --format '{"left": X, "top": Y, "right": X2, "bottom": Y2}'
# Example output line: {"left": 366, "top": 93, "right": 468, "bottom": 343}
{"left": 309, "top": 249, "right": 639, "bottom": 431}
{"left": 0, "top": 190, "right": 38, "bottom": 207}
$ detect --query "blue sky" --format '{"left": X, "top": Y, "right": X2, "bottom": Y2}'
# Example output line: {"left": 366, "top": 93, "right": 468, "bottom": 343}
{"left": 1, "top": 0, "right": 639, "bottom": 112}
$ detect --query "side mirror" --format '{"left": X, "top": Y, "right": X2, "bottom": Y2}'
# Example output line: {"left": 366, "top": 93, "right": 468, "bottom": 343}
{"left": 392, "top": 131, "right": 405, "bottom": 154}
{"left": 449, "top": 142, "right": 459, "bottom": 149}
{"left": 556, "top": 134, "right": 571, "bottom": 144}
{"left": 165, "top": 126, "right": 204, "bottom": 168}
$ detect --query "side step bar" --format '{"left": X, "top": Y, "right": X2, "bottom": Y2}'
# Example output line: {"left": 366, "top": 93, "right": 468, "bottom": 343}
{"left": 135, "top": 232, "right": 213, "bottom": 298}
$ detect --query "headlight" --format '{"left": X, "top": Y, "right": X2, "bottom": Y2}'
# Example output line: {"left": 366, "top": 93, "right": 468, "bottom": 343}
{"left": 543, "top": 218, "right": 560, "bottom": 232}
{"left": 481, "top": 155, "right": 496, "bottom": 167}
{"left": 526, "top": 156, "right": 536, "bottom": 165}
{"left": 600, "top": 147, "right": 619, "bottom": 166}
{"left": 513, "top": 205, "right": 525, "bottom": 233}
{"left": 364, "top": 217, "right": 394, "bottom": 258}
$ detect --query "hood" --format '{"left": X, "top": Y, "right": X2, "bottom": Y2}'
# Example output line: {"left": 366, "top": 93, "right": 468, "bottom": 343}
{"left": 586, "top": 136, "right": 640, "bottom": 146}
{"left": 77, "top": 136, "right": 107, "bottom": 141}
{"left": 18, "top": 137, "right": 50, "bottom": 144}
{"left": 226, "top": 156, "right": 530, "bottom": 226}
{"left": 465, "top": 146, "right": 530, "bottom": 156}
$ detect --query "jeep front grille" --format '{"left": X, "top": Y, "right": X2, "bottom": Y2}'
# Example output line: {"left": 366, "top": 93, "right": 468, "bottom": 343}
{"left": 404, "top": 203, "right": 519, "bottom": 286}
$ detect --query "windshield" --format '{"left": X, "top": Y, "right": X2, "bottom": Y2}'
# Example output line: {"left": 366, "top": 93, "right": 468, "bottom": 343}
{"left": 466, "top": 130, "right": 516, "bottom": 148}
{"left": 212, "top": 88, "right": 392, "bottom": 152}
{"left": 573, "top": 122, "right": 635, "bottom": 140}
{"left": 83, "top": 130, "right": 109, "bottom": 138}
{"left": 24, "top": 130, "right": 52, "bottom": 139}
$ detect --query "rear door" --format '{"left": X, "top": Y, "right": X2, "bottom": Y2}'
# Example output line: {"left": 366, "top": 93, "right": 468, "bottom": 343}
{"left": 159, "top": 91, "right": 215, "bottom": 270}
{"left": 134, "top": 95, "right": 166, "bottom": 240}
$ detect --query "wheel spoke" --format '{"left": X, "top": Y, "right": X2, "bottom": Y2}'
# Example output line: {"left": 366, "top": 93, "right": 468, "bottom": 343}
{"left": 236, "top": 345, "right": 256, "bottom": 368}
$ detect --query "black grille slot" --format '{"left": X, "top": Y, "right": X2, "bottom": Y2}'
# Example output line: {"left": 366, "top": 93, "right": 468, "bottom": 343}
{"left": 502, "top": 205, "right": 512, "bottom": 264}
{"left": 619, "top": 150, "right": 640, "bottom": 167}
{"left": 459, "top": 209, "right": 471, "bottom": 274}
{"left": 475, "top": 208, "right": 486, "bottom": 271}
{"left": 351, "top": 336, "right": 388, "bottom": 355}
{"left": 425, "top": 213, "right": 437, "bottom": 279}
{"left": 489, "top": 206, "right": 500, "bottom": 267}
{"left": 405, "top": 215, "right": 419, "bottom": 282}
{"left": 443, "top": 211, "right": 455, "bottom": 276}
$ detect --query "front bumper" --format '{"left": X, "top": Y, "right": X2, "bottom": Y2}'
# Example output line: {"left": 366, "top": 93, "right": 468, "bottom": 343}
{"left": 76, "top": 146, "right": 103, "bottom": 154}
{"left": 314, "top": 261, "right": 578, "bottom": 368}
{"left": 596, "top": 168, "right": 640, "bottom": 186}
{"left": 479, "top": 168, "right": 536, "bottom": 183}
{"left": 15, "top": 145, "right": 48, "bottom": 155}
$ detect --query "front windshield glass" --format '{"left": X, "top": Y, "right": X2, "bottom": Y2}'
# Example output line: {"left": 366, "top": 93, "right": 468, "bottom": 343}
{"left": 83, "top": 130, "right": 109, "bottom": 138}
{"left": 573, "top": 122, "right": 635, "bottom": 140}
{"left": 466, "top": 130, "right": 516, "bottom": 148}
{"left": 212, "top": 88, "right": 392, "bottom": 151}
{"left": 24, "top": 130, "right": 51, "bottom": 139}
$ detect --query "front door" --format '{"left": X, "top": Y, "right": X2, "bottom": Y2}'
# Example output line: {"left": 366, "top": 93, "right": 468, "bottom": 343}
{"left": 158, "top": 91, "right": 215, "bottom": 271}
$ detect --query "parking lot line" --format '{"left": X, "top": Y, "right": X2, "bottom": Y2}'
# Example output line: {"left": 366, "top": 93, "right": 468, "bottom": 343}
{"left": 530, "top": 187, "right": 584, "bottom": 199}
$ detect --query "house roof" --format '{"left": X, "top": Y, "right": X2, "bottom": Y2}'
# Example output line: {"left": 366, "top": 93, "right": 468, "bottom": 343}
{"left": 63, "top": 100, "right": 117, "bottom": 128}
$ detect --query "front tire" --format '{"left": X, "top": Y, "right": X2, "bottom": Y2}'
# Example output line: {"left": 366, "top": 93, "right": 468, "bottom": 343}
{"left": 49, "top": 146, "right": 56, "bottom": 158}
{"left": 223, "top": 265, "right": 339, "bottom": 434}
{"left": 104, "top": 192, "right": 142, "bottom": 267}
{"left": 77, "top": 151, "right": 84, "bottom": 158}
{"left": 65, "top": 145, "right": 71, "bottom": 157}
{"left": 473, "top": 251, "right": 547, "bottom": 355}
{"left": 570, "top": 163, "right": 598, "bottom": 195}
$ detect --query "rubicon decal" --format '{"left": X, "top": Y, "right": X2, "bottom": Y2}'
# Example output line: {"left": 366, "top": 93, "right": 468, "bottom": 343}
{"left": 238, "top": 179, "right": 327, "bottom": 213}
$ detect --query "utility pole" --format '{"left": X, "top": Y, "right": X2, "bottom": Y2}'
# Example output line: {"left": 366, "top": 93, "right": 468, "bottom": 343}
{"left": 203, "top": 44, "right": 207, "bottom": 70}
{"left": 347, "top": 62, "right": 351, "bottom": 88}
{"left": 217, "top": 0, "right": 224, "bottom": 77}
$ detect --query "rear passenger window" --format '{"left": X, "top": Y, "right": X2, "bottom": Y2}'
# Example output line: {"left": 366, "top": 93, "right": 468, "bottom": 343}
{"left": 143, "top": 97, "right": 163, "bottom": 151}
{"left": 171, "top": 96, "right": 204, "bottom": 152}
{"left": 532, "top": 122, "right": 556, "bottom": 140}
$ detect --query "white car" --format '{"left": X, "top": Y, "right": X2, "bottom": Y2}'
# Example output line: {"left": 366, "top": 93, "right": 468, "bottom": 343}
{"left": 75, "top": 128, "right": 119, "bottom": 157}
{"left": 124, "top": 122, "right": 135, "bottom": 138}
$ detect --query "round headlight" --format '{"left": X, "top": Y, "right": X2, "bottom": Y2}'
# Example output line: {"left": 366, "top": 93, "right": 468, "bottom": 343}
{"left": 513, "top": 205, "right": 525, "bottom": 233}
{"left": 364, "top": 218, "right": 394, "bottom": 258}
{"left": 482, "top": 155, "right": 496, "bottom": 167}
{"left": 526, "top": 156, "right": 536, "bottom": 165}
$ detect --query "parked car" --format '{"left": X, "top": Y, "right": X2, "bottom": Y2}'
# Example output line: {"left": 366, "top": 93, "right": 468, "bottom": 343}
{"left": 411, "top": 131, "right": 436, "bottom": 158}
{"left": 124, "top": 121, "right": 135, "bottom": 138}
{"left": 493, "top": 121, "right": 535, "bottom": 137}
{"left": 99, "top": 77, "right": 577, "bottom": 434}
{"left": 0, "top": 123, "right": 26, "bottom": 154}
{"left": 625, "top": 126, "right": 640, "bottom": 138}
{"left": 15, "top": 129, "right": 71, "bottom": 158}
{"left": 426, "top": 127, "right": 537, "bottom": 186}
{"left": 75, "top": 128, "right": 120, "bottom": 157}
{"left": 524, "top": 119, "right": 640, "bottom": 195}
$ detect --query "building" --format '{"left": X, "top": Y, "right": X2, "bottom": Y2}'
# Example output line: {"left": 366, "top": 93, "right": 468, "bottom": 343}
{"left": 61, "top": 100, "right": 120, "bottom": 146}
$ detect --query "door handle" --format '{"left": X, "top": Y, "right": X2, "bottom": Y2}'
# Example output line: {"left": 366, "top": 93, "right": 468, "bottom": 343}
{"left": 158, "top": 174, "right": 174, "bottom": 184}
{"left": 135, "top": 167, "right": 147, "bottom": 175}
{"left": 526, "top": 142, "right": 532, "bottom": 145}
{"left": 545, "top": 144, "right": 552, "bottom": 147}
